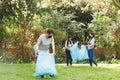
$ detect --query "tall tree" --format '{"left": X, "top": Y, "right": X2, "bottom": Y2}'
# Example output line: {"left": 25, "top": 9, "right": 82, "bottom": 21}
{"left": 0, "top": 0, "right": 45, "bottom": 62}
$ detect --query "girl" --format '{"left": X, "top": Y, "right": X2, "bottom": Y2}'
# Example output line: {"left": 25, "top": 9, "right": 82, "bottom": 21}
{"left": 34, "top": 28, "right": 57, "bottom": 78}
{"left": 87, "top": 32, "right": 98, "bottom": 67}
{"left": 65, "top": 36, "right": 73, "bottom": 66}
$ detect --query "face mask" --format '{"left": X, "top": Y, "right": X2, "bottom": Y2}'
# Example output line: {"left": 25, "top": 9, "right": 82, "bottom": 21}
{"left": 48, "top": 35, "right": 52, "bottom": 38}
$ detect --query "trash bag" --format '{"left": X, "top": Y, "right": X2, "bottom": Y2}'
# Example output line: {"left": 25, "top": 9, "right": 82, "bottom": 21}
{"left": 34, "top": 53, "right": 57, "bottom": 76}
{"left": 78, "top": 45, "right": 89, "bottom": 60}
{"left": 70, "top": 42, "right": 89, "bottom": 62}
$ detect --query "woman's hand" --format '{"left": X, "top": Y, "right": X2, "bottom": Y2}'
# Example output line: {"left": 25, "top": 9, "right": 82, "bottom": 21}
{"left": 86, "top": 44, "right": 90, "bottom": 47}
{"left": 53, "top": 51, "right": 56, "bottom": 56}
{"left": 67, "top": 48, "right": 70, "bottom": 50}
{"left": 53, "top": 53, "right": 56, "bottom": 56}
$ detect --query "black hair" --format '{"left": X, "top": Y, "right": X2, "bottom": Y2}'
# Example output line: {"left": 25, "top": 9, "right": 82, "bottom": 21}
{"left": 67, "top": 35, "right": 72, "bottom": 46}
{"left": 46, "top": 28, "right": 54, "bottom": 34}
{"left": 90, "top": 32, "right": 95, "bottom": 38}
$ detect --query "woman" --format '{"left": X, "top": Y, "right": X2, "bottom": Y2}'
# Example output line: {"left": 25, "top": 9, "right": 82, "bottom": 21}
{"left": 65, "top": 36, "right": 73, "bottom": 66}
{"left": 87, "top": 32, "right": 98, "bottom": 67}
{"left": 34, "top": 28, "right": 57, "bottom": 78}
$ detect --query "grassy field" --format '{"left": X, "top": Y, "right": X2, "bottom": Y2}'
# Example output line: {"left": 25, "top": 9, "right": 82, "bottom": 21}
{"left": 0, "top": 63, "right": 120, "bottom": 80}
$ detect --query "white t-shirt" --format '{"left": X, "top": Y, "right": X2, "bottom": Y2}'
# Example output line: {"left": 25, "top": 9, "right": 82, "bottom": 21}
{"left": 88, "top": 38, "right": 95, "bottom": 49}
{"left": 65, "top": 40, "right": 73, "bottom": 48}
{"left": 37, "top": 34, "right": 54, "bottom": 51}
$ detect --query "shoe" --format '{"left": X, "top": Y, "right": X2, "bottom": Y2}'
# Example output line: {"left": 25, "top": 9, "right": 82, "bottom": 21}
{"left": 41, "top": 75, "right": 44, "bottom": 78}
{"left": 49, "top": 75, "right": 54, "bottom": 77}
{"left": 96, "top": 66, "right": 99, "bottom": 68}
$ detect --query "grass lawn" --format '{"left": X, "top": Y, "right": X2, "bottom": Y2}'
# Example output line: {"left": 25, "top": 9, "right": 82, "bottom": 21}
{"left": 0, "top": 63, "right": 120, "bottom": 80}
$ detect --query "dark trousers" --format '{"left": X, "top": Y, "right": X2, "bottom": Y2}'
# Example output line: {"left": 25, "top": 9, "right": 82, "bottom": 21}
{"left": 88, "top": 49, "right": 97, "bottom": 67}
{"left": 65, "top": 49, "right": 72, "bottom": 66}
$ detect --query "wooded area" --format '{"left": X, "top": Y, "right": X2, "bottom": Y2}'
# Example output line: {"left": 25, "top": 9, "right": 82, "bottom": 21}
{"left": 0, "top": 0, "right": 120, "bottom": 63}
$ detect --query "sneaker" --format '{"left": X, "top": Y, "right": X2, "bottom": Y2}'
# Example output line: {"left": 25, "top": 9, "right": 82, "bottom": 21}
{"left": 49, "top": 75, "right": 54, "bottom": 77}
{"left": 41, "top": 75, "right": 44, "bottom": 78}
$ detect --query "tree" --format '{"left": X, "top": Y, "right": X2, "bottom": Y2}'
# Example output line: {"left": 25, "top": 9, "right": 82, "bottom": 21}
{"left": 0, "top": 0, "right": 46, "bottom": 63}
{"left": 112, "top": 0, "right": 120, "bottom": 8}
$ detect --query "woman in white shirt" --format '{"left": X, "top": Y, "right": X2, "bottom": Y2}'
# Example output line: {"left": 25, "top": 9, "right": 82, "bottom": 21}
{"left": 87, "top": 32, "right": 97, "bottom": 67}
{"left": 34, "top": 28, "right": 57, "bottom": 78}
{"left": 65, "top": 36, "right": 73, "bottom": 66}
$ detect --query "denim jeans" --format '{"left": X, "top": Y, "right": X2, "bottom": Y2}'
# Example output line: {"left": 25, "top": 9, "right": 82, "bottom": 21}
{"left": 65, "top": 49, "right": 72, "bottom": 66}
{"left": 88, "top": 49, "right": 97, "bottom": 67}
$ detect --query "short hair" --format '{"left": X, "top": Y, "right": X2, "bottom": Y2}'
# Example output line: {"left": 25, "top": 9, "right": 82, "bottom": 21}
{"left": 46, "top": 28, "right": 54, "bottom": 34}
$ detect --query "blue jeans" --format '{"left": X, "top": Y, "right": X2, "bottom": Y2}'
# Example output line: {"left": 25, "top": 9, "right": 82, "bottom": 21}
{"left": 88, "top": 49, "right": 97, "bottom": 67}
{"left": 65, "top": 49, "right": 72, "bottom": 66}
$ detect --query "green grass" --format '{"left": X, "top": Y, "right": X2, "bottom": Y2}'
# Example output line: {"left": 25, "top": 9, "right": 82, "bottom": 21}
{"left": 0, "top": 63, "right": 120, "bottom": 80}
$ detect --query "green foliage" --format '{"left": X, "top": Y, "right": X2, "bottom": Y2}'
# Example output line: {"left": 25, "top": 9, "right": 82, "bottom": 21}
{"left": 0, "top": 0, "right": 43, "bottom": 23}
{"left": 0, "top": 0, "right": 45, "bottom": 63}
{"left": 0, "top": 25, "right": 8, "bottom": 43}
{"left": 112, "top": 0, "right": 120, "bottom": 8}
{"left": 39, "top": 9, "right": 89, "bottom": 63}
{"left": 88, "top": 12, "right": 112, "bottom": 47}
{"left": 0, "top": 0, "right": 120, "bottom": 63}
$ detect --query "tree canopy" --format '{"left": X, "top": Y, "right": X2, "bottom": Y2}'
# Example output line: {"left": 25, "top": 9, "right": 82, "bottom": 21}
{"left": 0, "top": 0, "right": 120, "bottom": 63}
